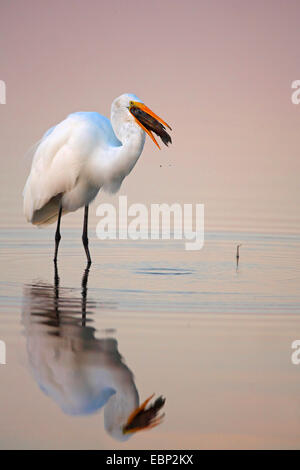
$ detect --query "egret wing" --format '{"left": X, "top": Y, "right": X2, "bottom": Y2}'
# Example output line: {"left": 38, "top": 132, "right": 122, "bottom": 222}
{"left": 23, "top": 112, "right": 119, "bottom": 225}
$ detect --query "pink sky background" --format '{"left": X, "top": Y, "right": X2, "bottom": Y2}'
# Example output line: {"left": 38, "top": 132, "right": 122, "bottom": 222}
{"left": 1, "top": 0, "right": 300, "bottom": 232}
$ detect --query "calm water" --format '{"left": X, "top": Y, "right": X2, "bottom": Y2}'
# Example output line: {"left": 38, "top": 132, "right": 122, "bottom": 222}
{"left": 0, "top": 228, "right": 300, "bottom": 449}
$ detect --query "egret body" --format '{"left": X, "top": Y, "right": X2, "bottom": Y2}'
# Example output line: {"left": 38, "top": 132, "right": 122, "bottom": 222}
{"left": 23, "top": 93, "right": 172, "bottom": 264}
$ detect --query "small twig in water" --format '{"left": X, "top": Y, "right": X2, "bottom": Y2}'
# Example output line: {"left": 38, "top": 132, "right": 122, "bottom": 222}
{"left": 236, "top": 244, "right": 242, "bottom": 267}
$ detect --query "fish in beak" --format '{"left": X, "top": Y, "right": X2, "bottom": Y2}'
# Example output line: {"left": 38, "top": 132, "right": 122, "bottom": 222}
{"left": 129, "top": 101, "right": 172, "bottom": 149}
{"left": 123, "top": 394, "right": 166, "bottom": 435}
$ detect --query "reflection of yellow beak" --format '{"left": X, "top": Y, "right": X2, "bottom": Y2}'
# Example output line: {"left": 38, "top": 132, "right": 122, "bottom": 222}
{"left": 123, "top": 394, "right": 166, "bottom": 435}
{"left": 129, "top": 101, "right": 172, "bottom": 149}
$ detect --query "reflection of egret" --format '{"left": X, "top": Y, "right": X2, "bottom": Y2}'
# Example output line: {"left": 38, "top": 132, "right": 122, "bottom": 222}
{"left": 22, "top": 266, "right": 165, "bottom": 441}
{"left": 23, "top": 93, "right": 172, "bottom": 264}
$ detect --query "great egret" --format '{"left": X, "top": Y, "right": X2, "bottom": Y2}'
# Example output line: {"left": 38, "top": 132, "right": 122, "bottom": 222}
{"left": 22, "top": 267, "right": 166, "bottom": 441}
{"left": 23, "top": 93, "right": 172, "bottom": 264}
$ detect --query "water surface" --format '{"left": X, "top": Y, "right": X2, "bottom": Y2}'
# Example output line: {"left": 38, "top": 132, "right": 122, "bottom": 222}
{"left": 1, "top": 228, "right": 300, "bottom": 449}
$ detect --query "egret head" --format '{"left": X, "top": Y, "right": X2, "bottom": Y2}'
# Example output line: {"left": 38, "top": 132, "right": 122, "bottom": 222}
{"left": 111, "top": 93, "right": 172, "bottom": 149}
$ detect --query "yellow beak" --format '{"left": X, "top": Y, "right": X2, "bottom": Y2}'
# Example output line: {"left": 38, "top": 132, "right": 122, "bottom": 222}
{"left": 129, "top": 101, "right": 172, "bottom": 149}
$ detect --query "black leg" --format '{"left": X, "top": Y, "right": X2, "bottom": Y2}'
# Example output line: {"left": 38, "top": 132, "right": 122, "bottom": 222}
{"left": 82, "top": 205, "right": 92, "bottom": 265}
{"left": 54, "top": 258, "right": 60, "bottom": 292}
{"left": 81, "top": 263, "right": 90, "bottom": 327}
{"left": 53, "top": 260, "right": 60, "bottom": 323}
{"left": 54, "top": 206, "right": 62, "bottom": 263}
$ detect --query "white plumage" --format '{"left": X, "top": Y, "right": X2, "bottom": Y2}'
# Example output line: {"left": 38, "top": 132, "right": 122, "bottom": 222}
{"left": 24, "top": 95, "right": 140, "bottom": 225}
{"left": 23, "top": 93, "right": 172, "bottom": 262}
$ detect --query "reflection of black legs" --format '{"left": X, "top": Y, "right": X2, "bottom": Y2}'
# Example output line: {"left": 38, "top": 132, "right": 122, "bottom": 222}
{"left": 82, "top": 205, "right": 91, "bottom": 266}
{"left": 54, "top": 206, "right": 62, "bottom": 263}
{"left": 53, "top": 261, "right": 90, "bottom": 326}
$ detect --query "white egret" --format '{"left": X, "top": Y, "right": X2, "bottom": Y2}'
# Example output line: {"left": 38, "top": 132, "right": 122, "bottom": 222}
{"left": 23, "top": 93, "right": 172, "bottom": 264}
